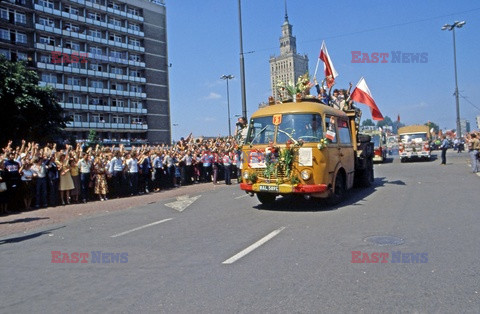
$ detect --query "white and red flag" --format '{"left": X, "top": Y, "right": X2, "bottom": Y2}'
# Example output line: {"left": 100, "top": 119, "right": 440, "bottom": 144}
{"left": 350, "top": 77, "right": 384, "bottom": 121}
{"left": 314, "top": 41, "right": 338, "bottom": 88}
{"left": 319, "top": 41, "right": 338, "bottom": 88}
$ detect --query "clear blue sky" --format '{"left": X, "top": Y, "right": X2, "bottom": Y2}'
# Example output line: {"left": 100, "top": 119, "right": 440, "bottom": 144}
{"left": 166, "top": 0, "right": 480, "bottom": 139}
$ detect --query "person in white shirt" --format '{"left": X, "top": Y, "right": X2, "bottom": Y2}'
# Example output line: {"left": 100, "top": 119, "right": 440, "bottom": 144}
{"left": 125, "top": 152, "right": 139, "bottom": 195}
{"left": 31, "top": 157, "right": 48, "bottom": 208}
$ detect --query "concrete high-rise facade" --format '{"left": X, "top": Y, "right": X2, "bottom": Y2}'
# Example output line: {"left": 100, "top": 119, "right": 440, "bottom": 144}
{"left": 0, "top": 0, "right": 170, "bottom": 144}
{"left": 269, "top": 8, "right": 308, "bottom": 102}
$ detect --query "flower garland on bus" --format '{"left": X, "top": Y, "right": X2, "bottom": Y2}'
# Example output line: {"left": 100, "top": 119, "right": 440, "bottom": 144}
{"left": 276, "top": 72, "right": 314, "bottom": 101}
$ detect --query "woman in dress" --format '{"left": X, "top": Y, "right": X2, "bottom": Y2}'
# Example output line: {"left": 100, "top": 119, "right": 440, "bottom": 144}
{"left": 58, "top": 154, "right": 74, "bottom": 205}
{"left": 94, "top": 156, "right": 108, "bottom": 201}
{"left": 20, "top": 162, "right": 35, "bottom": 210}
{"left": 69, "top": 158, "right": 80, "bottom": 203}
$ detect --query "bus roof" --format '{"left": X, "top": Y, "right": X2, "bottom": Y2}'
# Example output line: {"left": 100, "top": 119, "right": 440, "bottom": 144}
{"left": 250, "top": 100, "right": 348, "bottom": 119}
{"left": 398, "top": 125, "right": 429, "bottom": 135}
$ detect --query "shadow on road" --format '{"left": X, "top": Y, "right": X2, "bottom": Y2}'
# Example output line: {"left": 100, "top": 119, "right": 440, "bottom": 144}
{"left": 0, "top": 226, "right": 65, "bottom": 245}
{"left": 254, "top": 177, "right": 400, "bottom": 212}
{"left": 0, "top": 217, "right": 50, "bottom": 225}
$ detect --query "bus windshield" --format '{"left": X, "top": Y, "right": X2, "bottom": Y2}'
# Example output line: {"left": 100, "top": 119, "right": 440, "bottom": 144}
{"left": 246, "top": 114, "right": 323, "bottom": 145}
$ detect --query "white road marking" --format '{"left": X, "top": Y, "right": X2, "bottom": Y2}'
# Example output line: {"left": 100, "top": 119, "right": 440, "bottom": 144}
{"left": 110, "top": 218, "right": 173, "bottom": 238}
{"left": 164, "top": 195, "right": 201, "bottom": 212}
{"left": 222, "top": 227, "right": 286, "bottom": 264}
{"left": 234, "top": 194, "right": 250, "bottom": 199}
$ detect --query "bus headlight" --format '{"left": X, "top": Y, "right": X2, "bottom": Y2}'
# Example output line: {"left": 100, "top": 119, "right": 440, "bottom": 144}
{"left": 300, "top": 170, "right": 311, "bottom": 180}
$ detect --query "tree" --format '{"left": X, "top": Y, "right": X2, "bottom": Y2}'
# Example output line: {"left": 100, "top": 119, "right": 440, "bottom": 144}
{"left": 361, "top": 118, "right": 375, "bottom": 127}
{"left": 376, "top": 116, "right": 393, "bottom": 128}
{"left": 0, "top": 56, "right": 70, "bottom": 146}
{"left": 425, "top": 121, "right": 439, "bottom": 133}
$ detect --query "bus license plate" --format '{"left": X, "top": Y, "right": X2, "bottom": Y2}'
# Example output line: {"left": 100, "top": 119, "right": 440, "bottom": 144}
{"left": 259, "top": 185, "right": 279, "bottom": 193}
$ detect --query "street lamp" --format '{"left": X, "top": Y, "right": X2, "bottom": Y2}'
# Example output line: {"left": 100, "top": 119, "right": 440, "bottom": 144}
{"left": 238, "top": 0, "right": 247, "bottom": 119}
{"left": 221, "top": 75, "right": 234, "bottom": 137}
{"left": 442, "top": 21, "right": 466, "bottom": 139}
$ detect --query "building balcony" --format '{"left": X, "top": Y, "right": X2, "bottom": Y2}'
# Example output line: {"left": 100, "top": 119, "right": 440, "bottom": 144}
{"left": 66, "top": 121, "right": 148, "bottom": 131}
{"left": 60, "top": 102, "right": 147, "bottom": 114}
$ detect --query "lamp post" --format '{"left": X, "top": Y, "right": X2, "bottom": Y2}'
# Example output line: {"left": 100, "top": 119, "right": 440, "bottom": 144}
{"left": 221, "top": 75, "right": 234, "bottom": 137}
{"left": 442, "top": 21, "right": 466, "bottom": 139}
{"left": 237, "top": 0, "right": 247, "bottom": 120}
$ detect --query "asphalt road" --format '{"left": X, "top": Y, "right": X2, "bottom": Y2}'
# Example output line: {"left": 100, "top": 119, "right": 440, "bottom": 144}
{"left": 1, "top": 151, "right": 479, "bottom": 313}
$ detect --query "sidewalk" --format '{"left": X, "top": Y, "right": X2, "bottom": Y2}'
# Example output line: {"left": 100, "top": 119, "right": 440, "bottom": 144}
{"left": 0, "top": 182, "right": 233, "bottom": 238}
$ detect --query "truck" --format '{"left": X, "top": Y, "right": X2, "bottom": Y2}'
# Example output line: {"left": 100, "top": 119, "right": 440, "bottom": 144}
{"left": 359, "top": 128, "right": 387, "bottom": 163}
{"left": 397, "top": 125, "right": 431, "bottom": 162}
{"left": 239, "top": 97, "right": 374, "bottom": 205}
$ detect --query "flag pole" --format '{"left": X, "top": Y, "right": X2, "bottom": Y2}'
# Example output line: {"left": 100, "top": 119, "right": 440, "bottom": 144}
{"left": 313, "top": 57, "right": 320, "bottom": 80}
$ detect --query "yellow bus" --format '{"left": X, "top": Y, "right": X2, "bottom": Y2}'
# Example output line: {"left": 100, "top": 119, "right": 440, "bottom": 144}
{"left": 239, "top": 98, "right": 374, "bottom": 205}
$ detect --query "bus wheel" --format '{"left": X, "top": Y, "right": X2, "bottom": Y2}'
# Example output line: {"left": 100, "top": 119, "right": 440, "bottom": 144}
{"left": 257, "top": 193, "right": 276, "bottom": 205}
{"left": 328, "top": 173, "right": 345, "bottom": 205}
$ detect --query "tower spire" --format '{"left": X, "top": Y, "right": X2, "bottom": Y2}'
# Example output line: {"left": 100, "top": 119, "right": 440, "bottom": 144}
{"left": 284, "top": 0, "right": 288, "bottom": 21}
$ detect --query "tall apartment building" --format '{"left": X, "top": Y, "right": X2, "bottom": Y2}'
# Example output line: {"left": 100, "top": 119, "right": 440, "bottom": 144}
{"left": 0, "top": 0, "right": 170, "bottom": 144}
{"left": 269, "top": 9, "right": 308, "bottom": 102}
{"left": 460, "top": 119, "right": 470, "bottom": 135}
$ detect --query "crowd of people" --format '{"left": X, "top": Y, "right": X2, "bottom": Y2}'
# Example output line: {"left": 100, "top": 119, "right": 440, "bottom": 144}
{"left": 0, "top": 119, "right": 249, "bottom": 215}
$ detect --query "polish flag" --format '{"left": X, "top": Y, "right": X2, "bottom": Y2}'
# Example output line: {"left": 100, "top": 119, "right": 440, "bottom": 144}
{"left": 325, "top": 130, "right": 336, "bottom": 141}
{"left": 350, "top": 77, "right": 384, "bottom": 121}
{"left": 319, "top": 41, "right": 338, "bottom": 88}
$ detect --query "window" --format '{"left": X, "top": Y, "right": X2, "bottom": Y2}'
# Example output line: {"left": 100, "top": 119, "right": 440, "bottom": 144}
{"left": 74, "top": 114, "right": 82, "bottom": 122}
{"left": 110, "top": 50, "right": 123, "bottom": 59}
{"left": 64, "top": 23, "right": 80, "bottom": 32}
{"left": 68, "top": 95, "right": 80, "bottom": 104}
{"left": 110, "top": 67, "right": 123, "bottom": 75}
{"left": 87, "top": 12, "right": 101, "bottom": 21}
{"left": 131, "top": 117, "right": 142, "bottom": 124}
{"left": 17, "top": 52, "right": 28, "bottom": 61}
{"left": 337, "top": 119, "right": 352, "bottom": 144}
{"left": 109, "top": 17, "right": 122, "bottom": 27}
{"left": 129, "top": 70, "right": 139, "bottom": 77}
{"left": 0, "top": 28, "right": 9, "bottom": 40}
{"left": 90, "top": 97, "right": 100, "bottom": 105}
{"left": 0, "top": 49, "right": 10, "bottom": 58}
{"left": 109, "top": 33, "right": 122, "bottom": 43}
{"left": 91, "top": 80, "right": 103, "bottom": 88}
{"left": 39, "top": 17, "right": 54, "bottom": 27}
{"left": 41, "top": 73, "right": 57, "bottom": 83}
{"left": 64, "top": 6, "right": 79, "bottom": 15}
{"left": 128, "top": 23, "right": 140, "bottom": 31}
{"left": 111, "top": 99, "right": 124, "bottom": 107}
{"left": 128, "top": 38, "right": 140, "bottom": 47}
{"left": 112, "top": 116, "right": 124, "bottom": 123}
{"left": 89, "top": 46, "right": 102, "bottom": 56}
{"left": 129, "top": 54, "right": 140, "bottom": 62}
{"left": 0, "top": 8, "right": 8, "bottom": 20}
{"left": 91, "top": 115, "right": 100, "bottom": 123}
{"left": 67, "top": 77, "right": 80, "bottom": 85}
{"left": 15, "top": 13, "right": 26, "bottom": 24}
{"left": 65, "top": 41, "right": 80, "bottom": 51}
{"left": 39, "top": 36, "right": 54, "bottom": 45}
{"left": 88, "top": 29, "right": 102, "bottom": 38}
{"left": 108, "top": 1, "right": 121, "bottom": 10}
{"left": 39, "top": 0, "right": 54, "bottom": 9}
{"left": 130, "top": 85, "right": 141, "bottom": 93}
{"left": 40, "top": 54, "right": 51, "bottom": 63}
{"left": 131, "top": 101, "right": 142, "bottom": 109}
{"left": 16, "top": 32, "right": 27, "bottom": 44}
{"left": 127, "top": 7, "right": 139, "bottom": 16}
{"left": 325, "top": 116, "right": 337, "bottom": 143}
{"left": 89, "top": 63, "right": 102, "bottom": 71}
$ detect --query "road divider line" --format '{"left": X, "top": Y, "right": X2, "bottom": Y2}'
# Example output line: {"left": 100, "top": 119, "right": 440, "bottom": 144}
{"left": 222, "top": 227, "right": 286, "bottom": 264}
{"left": 110, "top": 218, "right": 173, "bottom": 238}
{"left": 234, "top": 194, "right": 250, "bottom": 199}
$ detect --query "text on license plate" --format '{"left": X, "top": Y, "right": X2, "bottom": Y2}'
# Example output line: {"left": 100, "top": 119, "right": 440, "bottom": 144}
{"left": 258, "top": 185, "right": 279, "bottom": 192}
